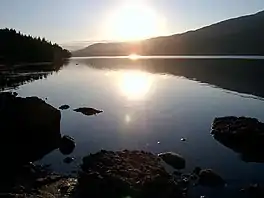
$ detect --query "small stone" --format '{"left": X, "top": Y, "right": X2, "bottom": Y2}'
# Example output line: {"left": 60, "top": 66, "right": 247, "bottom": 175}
{"left": 74, "top": 107, "right": 103, "bottom": 116}
{"left": 59, "top": 104, "right": 70, "bottom": 110}
{"left": 181, "top": 138, "right": 186, "bottom": 142}
{"left": 12, "top": 92, "right": 18, "bottom": 97}
{"left": 192, "top": 167, "right": 202, "bottom": 175}
{"left": 240, "top": 188, "right": 245, "bottom": 193}
{"left": 63, "top": 157, "right": 75, "bottom": 164}
{"left": 59, "top": 135, "right": 76, "bottom": 155}
{"left": 157, "top": 141, "right": 160, "bottom": 144}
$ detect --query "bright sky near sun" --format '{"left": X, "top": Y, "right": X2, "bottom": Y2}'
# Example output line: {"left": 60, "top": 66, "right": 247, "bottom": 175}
{"left": 1, "top": 0, "right": 264, "bottom": 46}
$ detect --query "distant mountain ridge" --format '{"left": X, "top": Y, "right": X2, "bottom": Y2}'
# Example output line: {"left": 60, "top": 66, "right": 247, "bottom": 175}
{"left": 73, "top": 10, "right": 264, "bottom": 56}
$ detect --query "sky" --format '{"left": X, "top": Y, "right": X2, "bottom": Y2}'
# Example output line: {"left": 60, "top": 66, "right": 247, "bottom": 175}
{"left": 1, "top": 0, "right": 264, "bottom": 49}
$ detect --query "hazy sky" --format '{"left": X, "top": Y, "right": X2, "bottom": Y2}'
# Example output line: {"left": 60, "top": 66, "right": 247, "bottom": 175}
{"left": 1, "top": 0, "right": 264, "bottom": 46}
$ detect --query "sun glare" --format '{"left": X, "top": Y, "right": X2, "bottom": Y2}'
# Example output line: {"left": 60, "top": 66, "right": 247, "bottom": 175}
{"left": 108, "top": 2, "right": 166, "bottom": 41}
{"left": 129, "top": 53, "right": 140, "bottom": 60}
{"left": 119, "top": 71, "right": 153, "bottom": 100}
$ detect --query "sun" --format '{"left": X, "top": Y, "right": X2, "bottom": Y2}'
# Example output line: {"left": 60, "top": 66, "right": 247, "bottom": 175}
{"left": 109, "top": 2, "right": 165, "bottom": 41}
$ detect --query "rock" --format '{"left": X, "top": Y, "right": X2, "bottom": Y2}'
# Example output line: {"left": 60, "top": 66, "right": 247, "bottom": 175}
{"left": 198, "top": 169, "right": 225, "bottom": 187}
{"left": 63, "top": 157, "right": 75, "bottom": 164}
{"left": 158, "top": 152, "right": 186, "bottom": 170}
{"left": 12, "top": 91, "right": 18, "bottom": 97}
{"left": 240, "top": 184, "right": 264, "bottom": 198}
{"left": 74, "top": 107, "right": 103, "bottom": 116}
{"left": 181, "top": 138, "right": 186, "bottom": 142}
{"left": 79, "top": 150, "right": 185, "bottom": 198}
{"left": 211, "top": 116, "right": 264, "bottom": 162}
{"left": 59, "top": 104, "right": 70, "bottom": 110}
{"left": 0, "top": 93, "right": 61, "bottom": 172}
{"left": 59, "top": 135, "right": 75, "bottom": 155}
{"left": 192, "top": 167, "right": 202, "bottom": 175}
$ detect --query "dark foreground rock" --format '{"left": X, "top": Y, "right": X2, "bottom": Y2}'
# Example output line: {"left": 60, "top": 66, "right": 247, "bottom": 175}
{"left": 0, "top": 162, "right": 77, "bottom": 198}
{"left": 211, "top": 116, "right": 264, "bottom": 162}
{"left": 79, "top": 150, "right": 185, "bottom": 198}
{"left": 0, "top": 92, "right": 61, "bottom": 171}
{"left": 240, "top": 184, "right": 264, "bottom": 198}
{"left": 198, "top": 169, "right": 225, "bottom": 187}
{"left": 74, "top": 107, "right": 103, "bottom": 116}
{"left": 158, "top": 152, "right": 186, "bottom": 170}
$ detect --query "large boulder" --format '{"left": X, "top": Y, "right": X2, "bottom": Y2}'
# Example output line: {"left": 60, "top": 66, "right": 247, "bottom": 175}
{"left": 0, "top": 92, "right": 61, "bottom": 170}
{"left": 79, "top": 150, "right": 185, "bottom": 198}
{"left": 158, "top": 152, "right": 186, "bottom": 170}
{"left": 198, "top": 169, "right": 225, "bottom": 187}
{"left": 211, "top": 116, "right": 264, "bottom": 162}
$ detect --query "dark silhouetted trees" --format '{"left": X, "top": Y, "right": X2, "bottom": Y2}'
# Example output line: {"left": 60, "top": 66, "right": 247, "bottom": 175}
{"left": 0, "top": 28, "right": 71, "bottom": 65}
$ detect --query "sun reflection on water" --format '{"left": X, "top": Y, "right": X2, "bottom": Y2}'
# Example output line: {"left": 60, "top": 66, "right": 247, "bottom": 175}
{"left": 119, "top": 71, "right": 153, "bottom": 100}
{"left": 128, "top": 54, "right": 140, "bottom": 60}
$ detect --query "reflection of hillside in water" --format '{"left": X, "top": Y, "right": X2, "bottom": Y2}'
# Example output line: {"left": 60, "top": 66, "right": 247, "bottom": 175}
{"left": 81, "top": 58, "right": 264, "bottom": 99}
{"left": 0, "top": 59, "right": 69, "bottom": 90}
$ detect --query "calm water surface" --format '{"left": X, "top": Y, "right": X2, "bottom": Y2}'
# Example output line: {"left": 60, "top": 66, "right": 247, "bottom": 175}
{"left": 13, "top": 57, "right": 264, "bottom": 197}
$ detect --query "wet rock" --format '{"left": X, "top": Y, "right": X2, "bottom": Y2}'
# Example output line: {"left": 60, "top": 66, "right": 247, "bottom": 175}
{"left": 59, "top": 135, "right": 75, "bottom": 155}
{"left": 0, "top": 93, "right": 61, "bottom": 172}
{"left": 192, "top": 167, "right": 202, "bottom": 175}
{"left": 59, "top": 104, "right": 70, "bottom": 110}
{"left": 74, "top": 107, "right": 103, "bottom": 116}
{"left": 12, "top": 91, "right": 18, "bottom": 97}
{"left": 240, "top": 184, "right": 264, "bottom": 198}
{"left": 211, "top": 116, "right": 264, "bottom": 162}
{"left": 63, "top": 157, "right": 75, "bottom": 164}
{"left": 198, "top": 169, "right": 225, "bottom": 187}
{"left": 181, "top": 138, "right": 186, "bottom": 142}
{"left": 79, "top": 150, "right": 185, "bottom": 198}
{"left": 158, "top": 152, "right": 186, "bottom": 169}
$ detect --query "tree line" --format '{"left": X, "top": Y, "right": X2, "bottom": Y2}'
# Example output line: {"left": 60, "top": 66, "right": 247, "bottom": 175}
{"left": 0, "top": 28, "right": 71, "bottom": 66}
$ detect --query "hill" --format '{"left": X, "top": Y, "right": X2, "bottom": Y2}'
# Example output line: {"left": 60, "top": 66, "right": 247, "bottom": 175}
{"left": 0, "top": 29, "right": 71, "bottom": 66}
{"left": 73, "top": 10, "right": 264, "bottom": 56}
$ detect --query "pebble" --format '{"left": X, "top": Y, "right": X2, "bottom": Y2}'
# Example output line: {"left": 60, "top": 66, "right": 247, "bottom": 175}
{"left": 63, "top": 157, "right": 75, "bottom": 164}
{"left": 181, "top": 138, "right": 186, "bottom": 142}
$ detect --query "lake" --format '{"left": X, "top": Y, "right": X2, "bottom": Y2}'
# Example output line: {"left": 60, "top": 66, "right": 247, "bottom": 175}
{"left": 11, "top": 57, "right": 264, "bottom": 197}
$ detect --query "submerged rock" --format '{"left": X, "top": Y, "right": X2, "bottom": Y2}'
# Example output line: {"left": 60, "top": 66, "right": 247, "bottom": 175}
{"left": 0, "top": 93, "right": 61, "bottom": 171}
{"left": 79, "top": 150, "right": 185, "bottom": 198}
{"left": 74, "top": 107, "right": 103, "bottom": 116}
{"left": 63, "top": 157, "right": 75, "bottom": 164}
{"left": 211, "top": 116, "right": 264, "bottom": 162}
{"left": 158, "top": 152, "right": 186, "bottom": 170}
{"left": 198, "top": 169, "right": 225, "bottom": 187}
{"left": 59, "top": 135, "right": 76, "bottom": 155}
{"left": 59, "top": 104, "right": 70, "bottom": 110}
{"left": 240, "top": 183, "right": 264, "bottom": 198}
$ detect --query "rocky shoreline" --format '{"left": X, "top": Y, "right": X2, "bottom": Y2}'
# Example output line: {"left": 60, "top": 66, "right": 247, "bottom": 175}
{"left": 4, "top": 150, "right": 264, "bottom": 198}
{"left": 2, "top": 92, "right": 264, "bottom": 197}
{"left": 2, "top": 150, "right": 224, "bottom": 198}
